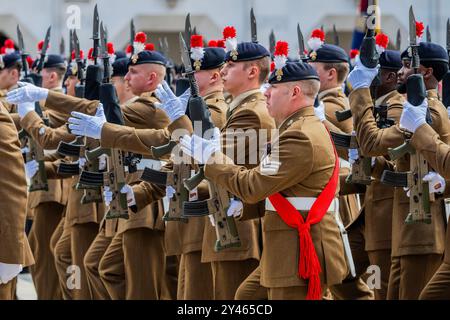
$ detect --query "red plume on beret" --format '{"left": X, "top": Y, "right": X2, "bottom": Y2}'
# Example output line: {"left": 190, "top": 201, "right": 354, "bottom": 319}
{"left": 71, "top": 50, "right": 76, "bottom": 60}
{"left": 4, "top": 39, "right": 15, "bottom": 49}
{"left": 375, "top": 33, "right": 389, "bottom": 49}
{"left": 26, "top": 56, "right": 34, "bottom": 68}
{"left": 274, "top": 41, "right": 289, "bottom": 57}
{"left": 208, "top": 40, "right": 218, "bottom": 47}
{"left": 0, "top": 47, "right": 6, "bottom": 54}
{"left": 416, "top": 21, "right": 424, "bottom": 38}
{"left": 134, "top": 32, "right": 147, "bottom": 44}
{"left": 217, "top": 40, "right": 226, "bottom": 49}
{"left": 310, "top": 29, "right": 325, "bottom": 42}
{"left": 223, "top": 26, "right": 237, "bottom": 39}
{"left": 37, "top": 40, "right": 44, "bottom": 51}
{"left": 126, "top": 45, "right": 133, "bottom": 54}
{"left": 270, "top": 61, "right": 275, "bottom": 72}
{"left": 191, "top": 35, "right": 203, "bottom": 48}
{"left": 88, "top": 47, "right": 94, "bottom": 60}
{"left": 349, "top": 49, "right": 360, "bottom": 59}
{"left": 145, "top": 43, "right": 155, "bottom": 51}
{"left": 107, "top": 42, "right": 115, "bottom": 54}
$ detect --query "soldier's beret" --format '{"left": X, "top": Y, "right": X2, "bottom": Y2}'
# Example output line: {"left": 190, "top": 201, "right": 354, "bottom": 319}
{"left": 112, "top": 57, "right": 130, "bottom": 77}
{"left": 128, "top": 50, "right": 167, "bottom": 67}
{"left": 308, "top": 44, "right": 349, "bottom": 63}
{"left": 191, "top": 47, "right": 225, "bottom": 71}
{"left": 43, "top": 54, "right": 67, "bottom": 69}
{"left": 379, "top": 50, "right": 402, "bottom": 70}
{"left": 268, "top": 61, "right": 320, "bottom": 84}
{"left": 0, "top": 53, "right": 21, "bottom": 70}
{"left": 115, "top": 50, "right": 126, "bottom": 60}
{"left": 401, "top": 42, "right": 449, "bottom": 64}
{"left": 225, "top": 42, "right": 270, "bottom": 62}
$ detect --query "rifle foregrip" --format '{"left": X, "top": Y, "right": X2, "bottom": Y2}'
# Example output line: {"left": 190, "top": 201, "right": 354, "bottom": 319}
{"left": 151, "top": 140, "right": 178, "bottom": 159}
{"left": 388, "top": 143, "right": 414, "bottom": 161}
{"left": 184, "top": 167, "right": 205, "bottom": 191}
{"left": 85, "top": 147, "right": 109, "bottom": 163}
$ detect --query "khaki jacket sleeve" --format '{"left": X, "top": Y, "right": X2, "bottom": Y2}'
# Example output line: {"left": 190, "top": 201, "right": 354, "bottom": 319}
{"left": 45, "top": 91, "right": 99, "bottom": 116}
{"left": 411, "top": 123, "right": 450, "bottom": 180}
{"left": 133, "top": 181, "right": 166, "bottom": 211}
{"left": 101, "top": 115, "right": 193, "bottom": 155}
{"left": 350, "top": 88, "right": 406, "bottom": 156}
{"left": 20, "top": 111, "right": 76, "bottom": 149}
{"left": 205, "top": 129, "right": 316, "bottom": 204}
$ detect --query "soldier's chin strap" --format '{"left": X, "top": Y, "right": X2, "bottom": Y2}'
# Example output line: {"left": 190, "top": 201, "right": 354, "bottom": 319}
{"left": 268, "top": 129, "right": 339, "bottom": 300}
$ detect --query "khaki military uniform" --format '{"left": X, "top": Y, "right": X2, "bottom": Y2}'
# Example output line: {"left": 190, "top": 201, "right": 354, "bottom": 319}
{"left": 0, "top": 102, "right": 34, "bottom": 300}
{"left": 43, "top": 90, "right": 171, "bottom": 299}
{"left": 407, "top": 123, "right": 450, "bottom": 299}
{"left": 350, "top": 88, "right": 450, "bottom": 299}
{"left": 205, "top": 106, "right": 349, "bottom": 299}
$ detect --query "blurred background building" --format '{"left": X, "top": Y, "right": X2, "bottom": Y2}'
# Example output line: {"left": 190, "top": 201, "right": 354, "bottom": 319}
{"left": 0, "top": 0, "right": 447, "bottom": 63}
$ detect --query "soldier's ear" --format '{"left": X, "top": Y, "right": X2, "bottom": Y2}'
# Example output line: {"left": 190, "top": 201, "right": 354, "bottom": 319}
{"left": 292, "top": 85, "right": 301, "bottom": 98}
{"left": 422, "top": 67, "right": 434, "bottom": 81}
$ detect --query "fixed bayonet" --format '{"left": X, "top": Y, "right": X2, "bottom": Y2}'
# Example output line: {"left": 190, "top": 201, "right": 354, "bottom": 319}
{"left": 60, "top": 36, "right": 65, "bottom": 56}
{"left": 426, "top": 25, "right": 432, "bottom": 42}
{"left": 100, "top": 22, "right": 111, "bottom": 83}
{"left": 396, "top": 28, "right": 402, "bottom": 51}
{"left": 250, "top": 8, "right": 258, "bottom": 43}
{"left": 130, "top": 19, "right": 136, "bottom": 55}
{"left": 297, "top": 23, "right": 307, "bottom": 61}
{"left": 269, "top": 30, "right": 276, "bottom": 56}
{"left": 17, "top": 25, "right": 30, "bottom": 78}
{"left": 185, "top": 13, "right": 192, "bottom": 51}
{"left": 36, "top": 26, "right": 51, "bottom": 73}
{"left": 92, "top": 4, "right": 100, "bottom": 64}
{"left": 333, "top": 24, "right": 340, "bottom": 46}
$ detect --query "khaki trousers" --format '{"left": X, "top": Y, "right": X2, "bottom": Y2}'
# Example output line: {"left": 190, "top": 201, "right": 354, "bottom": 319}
{"left": 235, "top": 266, "right": 268, "bottom": 300}
{"left": 0, "top": 278, "right": 17, "bottom": 300}
{"left": 53, "top": 225, "right": 72, "bottom": 300}
{"left": 177, "top": 251, "right": 213, "bottom": 300}
{"left": 367, "top": 250, "right": 392, "bottom": 300}
{"left": 419, "top": 262, "right": 450, "bottom": 299}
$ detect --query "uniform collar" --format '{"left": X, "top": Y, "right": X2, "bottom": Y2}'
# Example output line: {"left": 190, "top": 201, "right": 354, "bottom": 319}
{"left": 318, "top": 86, "right": 343, "bottom": 100}
{"left": 228, "top": 88, "right": 261, "bottom": 113}
{"left": 123, "top": 96, "right": 139, "bottom": 107}
{"left": 278, "top": 106, "right": 315, "bottom": 132}
{"left": 204, "top": 90, "right": 224, "bottom": 102}
{"left": 375, "top": 90, "right": 398, "bottom": 107}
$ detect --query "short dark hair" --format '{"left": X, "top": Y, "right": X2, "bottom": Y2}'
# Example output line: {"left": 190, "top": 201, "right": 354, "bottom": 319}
{"left": 243, "top": 56, "right": 271, "bottom": 85}
{"left": 322, "top": 62, "right": 350, "bottom": 84}
{"left": 422, "top": 61, "right": 449, "bottom": 81}
{"left": 46, "top": 66, "right": 67, "bottom": 81}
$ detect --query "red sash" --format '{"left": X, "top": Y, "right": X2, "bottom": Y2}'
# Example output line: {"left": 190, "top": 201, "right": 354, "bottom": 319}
{"left": 268, "top": 131, "right": 339, "bottom": 300}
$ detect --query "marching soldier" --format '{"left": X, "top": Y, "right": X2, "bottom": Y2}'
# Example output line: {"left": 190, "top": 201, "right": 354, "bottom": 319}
{"left": 179, "top": 60, "right": 349, "bottom": 300}
{"left": 0, "top": 52, "right": 22, "bottom": 117}
{"left": 306, "top": 39, "right": 371, "bottom": 299}
{"left": 346, "top": 41, "right": 450, "bottom": 299}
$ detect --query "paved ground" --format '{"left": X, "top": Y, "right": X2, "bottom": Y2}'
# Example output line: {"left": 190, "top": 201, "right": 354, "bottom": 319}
{"left": 16, "top": 273, "right": 37, "bottom": 300}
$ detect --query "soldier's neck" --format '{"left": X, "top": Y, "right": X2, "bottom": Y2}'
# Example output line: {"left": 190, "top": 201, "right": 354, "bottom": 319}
{"left": 230, "top": 84, "right": 260, "bottom": 99}
{"left": 201, "top": 86, "right": 223, "bottom": 98}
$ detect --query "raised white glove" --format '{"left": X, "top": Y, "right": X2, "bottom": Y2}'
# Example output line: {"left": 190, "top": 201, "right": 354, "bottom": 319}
{"left": 314, "top": 101, "right": 326, "bottom": 122}
{"left": 179, "top": 128, "right": 221, "bottom": 164}
{"left": 78, "top": 157, "right": 87, "bottom": 169}
{"left": 18, "top": 102, "right": 35, "bottom": 119}
{"left": 227, "top": 199, "right": 243, "bottom": 218}
{"left": 208, "top": 215, "right": 216, "bottom": 227}
{"left": 0, "top": 263, "right": 23, "bottom": 284}
{"left": 347, "top": 56, "right": 380, "bottom": 90}
{"left": 399, "top": 99, "right": 428, "bottom": 133}
{"left": 423, "top": 172, "right": 446, "bottom": 194}
{"left": 103, "top": 185, "right": 136, "bottom": 207}
{"left": 166, "top": 186, "right": 176, "bottom": 199}
{"left": 155, "top": 80, "right": 191, "bottom": 122}
{"left": 6, "top": 82, "right": 49, "bottom": 104}
{"left": 68, "top": 104, "right": 106, "bottom": 139}
{"left": 348, "top": 148, "right": 359, "bottom": 165}
{"left": 25, "top": 160, "right": 39, "bottom": 179}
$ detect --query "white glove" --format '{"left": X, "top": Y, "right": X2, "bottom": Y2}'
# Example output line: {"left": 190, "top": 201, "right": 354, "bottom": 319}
{"left": 18, "top": 102, "right": 35, "bottom": 119}
{"left": 179, "top": 128, "right": 221, "bottom": 164}
{"left": 155, "top": 80, "right": 191, "bottom": 122}
{"left": 347, "top": 56, "right": 380, "bottom": 90}
{"left": 103, "top": 185, "right": 136, "bottom": 207}
{"left": 227, "top": 199, "right": 243, "bottom": 218}
{"left": 314, "top": 101, "right": 326, "bottom": 122}
{"left": 423, "top": 172, "right": 446, "bottom": 194}
{"left": 166, "top": 186, "right": 176, "bottom": 199}
{"left": 78, "top": 157, "right": 87, "bottom": 169}
{"left": 68, "top": 104, "right": 106, "bottom": 139}
{"left": 0, "top": 263, "right": 23, "bottom": 284}
{"left": 6, "top": 82, "right": 49, "bottom": 104}
{"left": 98, "top": 154, "right": 108, "bottom": 171}
{"left": 25, "top": 160, "right": 39, "bottom": 179}
{"left": 348, "top": 148, "right": 359, "bottom": 165}
{"left": 21, "top": 147, "right": 30, "bottom": 155}
{"left": 399, "top": 99, "right": 428, "bottom": 133}
{"left": 208, "top": 215, "right": 216, "bottom": 227}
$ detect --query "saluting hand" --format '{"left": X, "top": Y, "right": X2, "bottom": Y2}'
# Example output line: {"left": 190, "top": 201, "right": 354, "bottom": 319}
{"left": 155, "top": 80, "right": 191, "bottom": 122}
{"left": 7, "top": 82, "right": 49, "bottom": 104}
{"left": 347, "top": 56, "right": 380, "bottom": 91}
{"left": 68, "top": 104, "right": 106, "bottom": 139}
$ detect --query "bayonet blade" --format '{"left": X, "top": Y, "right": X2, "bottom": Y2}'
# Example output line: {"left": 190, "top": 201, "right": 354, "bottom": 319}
{"left": 17, "top": 25, "right": 25, "bottom": 52}
{"left": 185, "top": 14, "right": 192, "bottom": 51}
{"left": 93, "top": 4, "right": 100, "bottom": 40}
{"left": 446, "top": 18, "right": 450, "bottom": 52}
{"left": 99, "top": 22, "right": 106, "bottom": 57}
{"left": 426, "top": 25, "right": 431, "bottom": 42}
{"left": 250, "top": 8, "right": 257, "bottom": 43}
{"left": 41, "top": 26, "right": 51, "bottom": 57}
{"left": 69, "top": 30, "right": 74, "bottom": 60}
{"left": 396, "top": 28, "right": 401, "bottom": 50}
{"left": 409, "top": 6, "right": 417, "bottom": 47}
{"left": 193, "top": 26, "right": 198, "bottom": 36}
{"left": 73, "top": 30, "right": 80, "bottom": 60}
{"left": 130, "top": 19, "right": 135, "bottom": 54}
{"left": 179, "top": 32, "right": 193, "bottom": 74}
{"left": 333, "top": 24, "right": 339, "bottom": 46}
{"left": 269, "top": 30, "right": 276, "bottom": 55}
{"left": 297, "top": 23, "right": 306, "bottom": 60}
{"left": 60, "top": 36, "right": 65, "bottom": 56}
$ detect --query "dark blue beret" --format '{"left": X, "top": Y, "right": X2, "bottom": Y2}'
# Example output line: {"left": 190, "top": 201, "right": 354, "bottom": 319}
{"left": 112, "top": 57, "right": 129, "bottom": 77}
{"left": 128, "top": 50, "right": 167, "bottom": 67}
{"left": 308, "top": 44, "right": 349, "bottom": 63}
{"left": 115, "top": 51, "right": 126, "bottom": 60}
{"left": 401, "top": 42, "right": 449, "bottom": 64}
{"left": 225, "top": 42, "right": 270, "bottom": 62}
{"left": 65, "top": 61, "right": 81, "bottom": 77}
{"left": 268, "top": 61, "right": 320, "bottom": 84}
{"left": 191, "top": 47, "right": 225, "bottom": 71}
{"left": 0, "top": 53, "right": 21, "bottom": 69}
{"left": 379, "top": 50, "right": 402, "bottom": 70}
{"left": 43, "top": 54, "right": 67, "bottom": 69}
